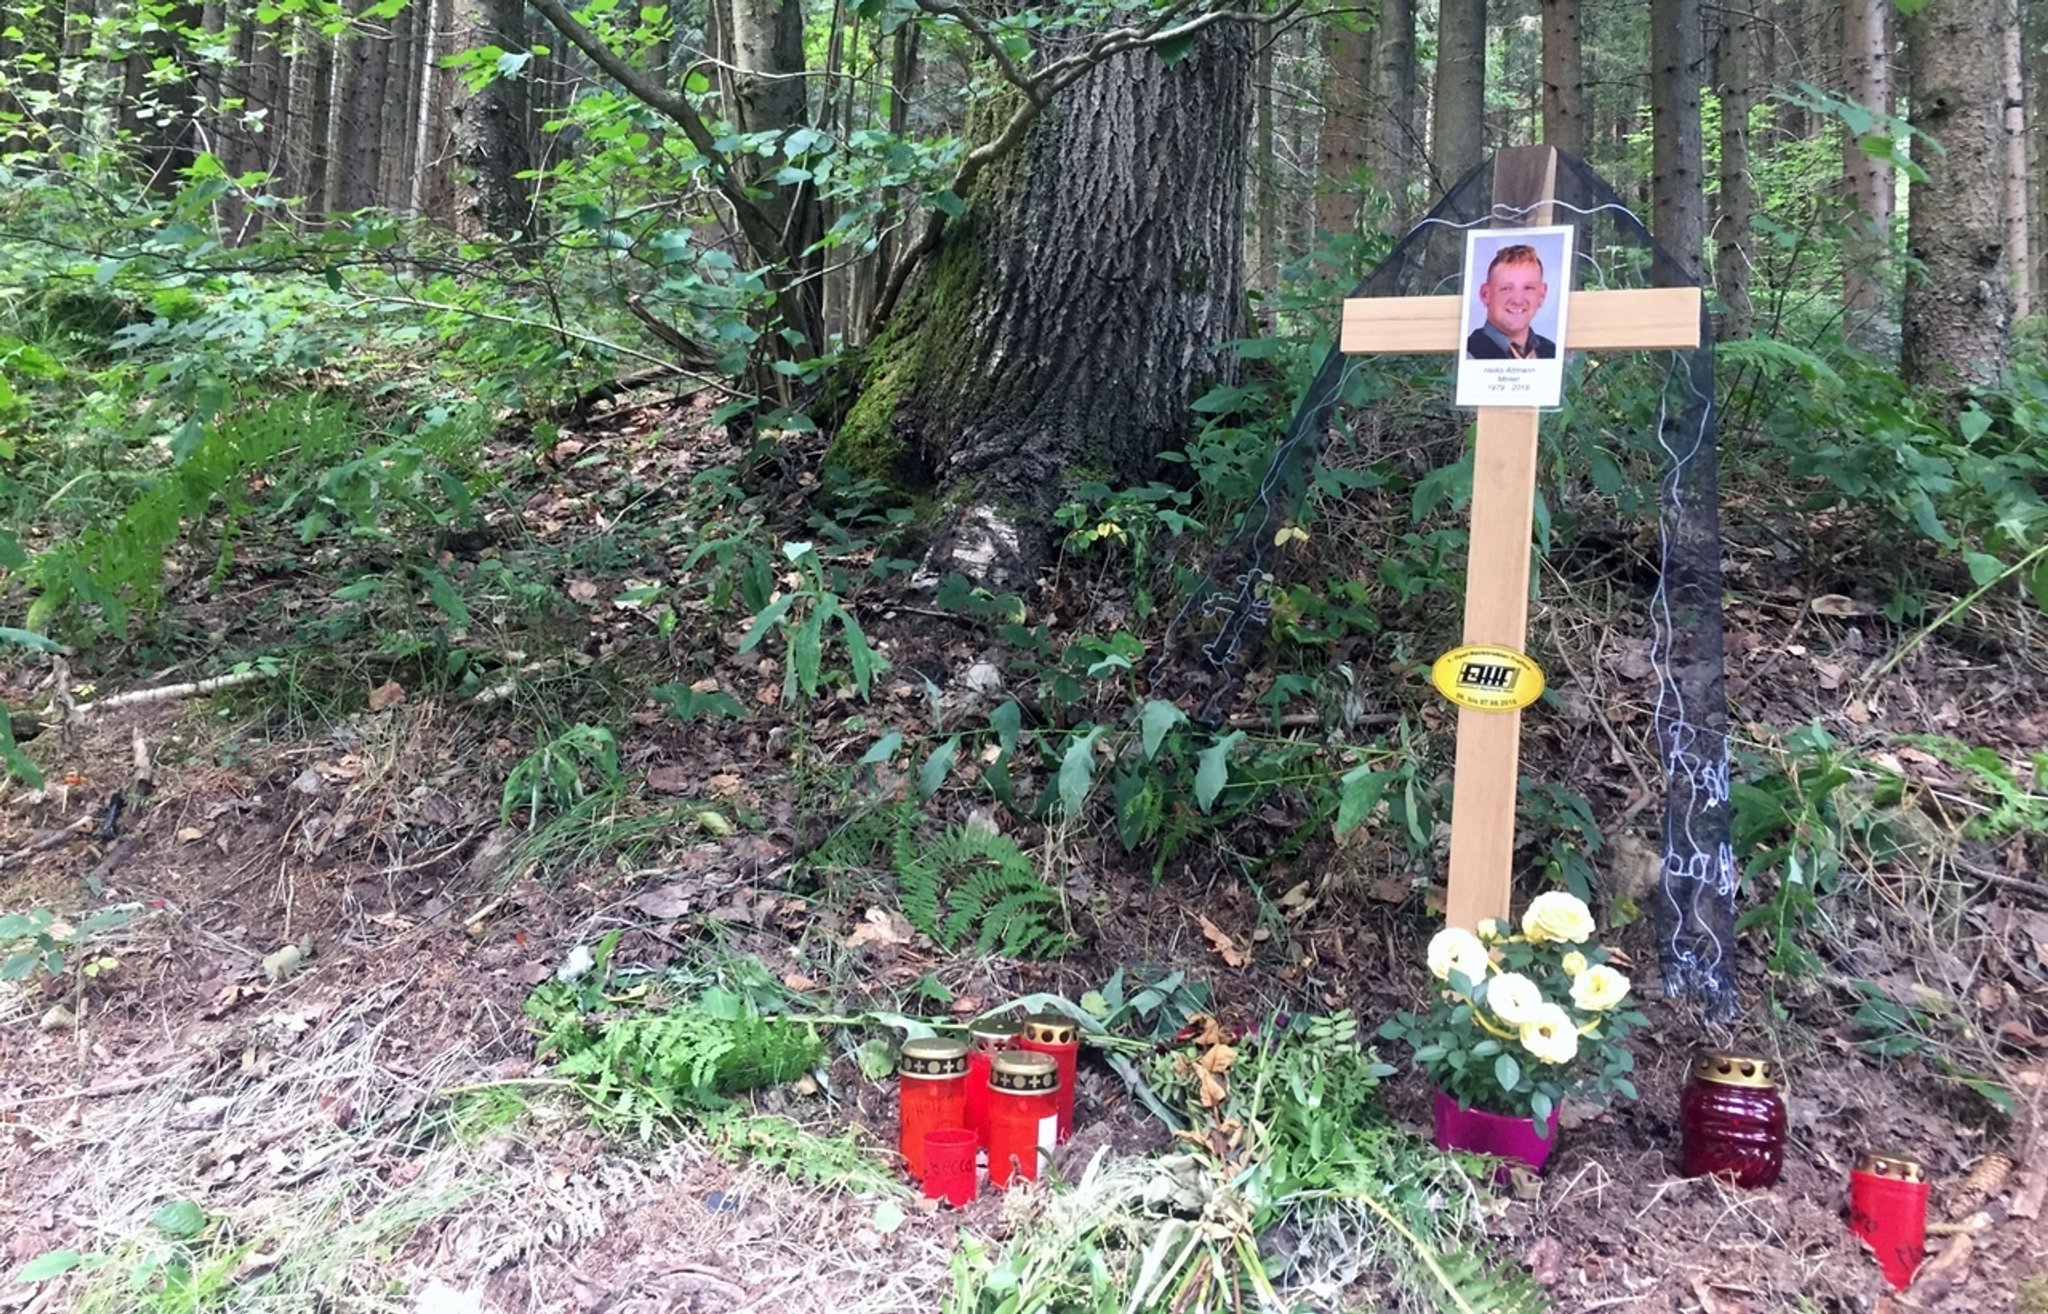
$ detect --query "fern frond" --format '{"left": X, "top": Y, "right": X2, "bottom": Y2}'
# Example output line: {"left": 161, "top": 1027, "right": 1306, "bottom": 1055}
{"left": 893, "top": 824, "right": 1070, "bottom": 958}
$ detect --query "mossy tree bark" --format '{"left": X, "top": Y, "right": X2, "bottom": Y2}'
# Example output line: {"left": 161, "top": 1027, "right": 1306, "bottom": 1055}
{"left": 830, "top": 26, "right": 1251, "bottom": 589}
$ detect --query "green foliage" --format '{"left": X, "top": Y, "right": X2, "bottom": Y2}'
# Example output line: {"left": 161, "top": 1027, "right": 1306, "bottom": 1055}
{"left": 699, "top": 1110, "right": 904, "bottom": 1195}
{"left": 0, "top": 904, "right": 140, "bottom": 984}
{"left": 501, "top": 724, "right": 624, "bottom": 828}
{"left": 893, "top": 820, "right": 1070, "bottom": 959}
{"left": 739, "top": 541, "right": 889, "bottom": 701}
{"left": 526, "top": 972, "right": 825, "bottom": 1140}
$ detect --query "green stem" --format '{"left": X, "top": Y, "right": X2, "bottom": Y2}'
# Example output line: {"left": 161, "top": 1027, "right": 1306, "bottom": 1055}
{"left": 1858, "top": 539, "right": 2048, "bottom": 703}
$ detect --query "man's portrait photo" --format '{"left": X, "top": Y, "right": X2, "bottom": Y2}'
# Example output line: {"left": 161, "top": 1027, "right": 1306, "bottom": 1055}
{"left": 1455, "top": 225, "right": 1574, "bottom": 408}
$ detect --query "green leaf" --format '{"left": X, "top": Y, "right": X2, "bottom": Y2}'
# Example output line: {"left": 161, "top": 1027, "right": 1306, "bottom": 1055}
{"left": 414, "top": 566, "right": 470, "bottom": 629}
{"left": 0, "top": 951, "right": 37, "bottom": 981}
{"left": 859, "top": 731, "right": 903, "bottom": 766}
{"left": 737, "top": 594, "right": 798, "bottom": 653}
{"left": 991, "top": 700, "right": 1021, "bottom": 756}
{"left": 790, "top": 611, "right": 823, "bottom": 695}
{"left": 1957, "top": 404, "right": 1992, "bottom": 443}
{"left": 1193, "top": 731, "right": 1243, "bottom": 813}
{"left": 1155, "top": 30, "right": 1198, "bottom": 63}
{"left": 872, "top": 1200, "right": 906, "bottom": 1234}
{"left": 2029, "top": 558, "right": 2048, "bottom": 612}
{"left": 918, "top": 737, "right": 959, "bottom": 799}
{"left": 1058, "top": 727, "right": 1105, "bottom": 818}
{"left": 1963, "top": 551, "right": 2006, "bottom": 587}
{"left": 15, "top": 1250, "right": 85, "bottom": 1282}
{"left": 1494, "top": 1052, "right": 1521, "bottom": 1093}
{"left": 1335, "top": 765, "right": 1390, "bottom": 835}
{"left": 1139, "top": 700, "right": 1185, "bottom": 760}
{"left": 929, "top": 189, "right": 965, "bottom": 217}
{"left": 1530, "top": 1089, "right": 1552, "bottom": 1122}
{"left": 151, "top": 1200, "right": 206, "bottom": 1240}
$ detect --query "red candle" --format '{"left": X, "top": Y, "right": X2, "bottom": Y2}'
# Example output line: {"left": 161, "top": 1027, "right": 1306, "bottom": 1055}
{"left": 1020, "top": 1013, "right": 1080, "bottom": 1143}
{"left": 897, "top": 1036, "right": 969, "bottom": 1181}
{"left": 1680, "top": 1053, "right": 1785, "bottom": 1188}
{"left": 986, "top": 1051, "right": 1059, "bottom": 1188}
{"left": 922, "top": 1128, "right": 978, "bottom": 1207}
{"left": 1849, "top": 1150, "right": 1928, "bottom": 1290}
{"left": 965, "top": 1019, "right": 1020, "bottom": 1149}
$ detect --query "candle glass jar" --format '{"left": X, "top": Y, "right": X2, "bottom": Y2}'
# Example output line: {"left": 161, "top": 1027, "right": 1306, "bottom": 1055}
{"left": 965, "top": 1019, "right": 1019, "bottom": 1149}
{"left": 1680, "top": 1053, "right": 1786, "bottom": 1188}
{"left": 1849, "top": 1150, "right": 1928, "bottom": 1290}
{"left": 986, "top": 1051, "right": 1059, "bottom": 1188}
{"left": 897, "top": 1036, "right": 969, "bottom": 1181}
{"left": 1020, "top": 1013, "right": 1080, "bottom": 1143}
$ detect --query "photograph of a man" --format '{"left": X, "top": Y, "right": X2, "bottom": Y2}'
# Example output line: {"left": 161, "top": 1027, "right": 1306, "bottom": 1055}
{"left": 1465, "top": 244, "right": 1556, "bottom": 360}
{"left": 1454, "top": 225, "right": 1573, "bottom": 408}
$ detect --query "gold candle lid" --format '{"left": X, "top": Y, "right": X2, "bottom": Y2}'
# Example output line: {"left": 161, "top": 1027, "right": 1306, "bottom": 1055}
{"left": 1693, "top": 1053, "right": 1775, "bottom": 1089}
{"left": 1022, "top": 1013, "right": 1079, "bottom": 1046}
{"left": 1856, "top": 1150, "right": 1925, "bottom": 1183}
{"left": 899, "top": 1036, "right": 969, "bottom": 1079}
{"left": 989, "top": 1050, "right": 1059, "bottom": 1093}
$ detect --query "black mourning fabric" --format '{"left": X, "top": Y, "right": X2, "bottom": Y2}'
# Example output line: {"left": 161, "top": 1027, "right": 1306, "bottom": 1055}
{"left": 1152, "top": 152, "right": 1739, "bottom": 1023}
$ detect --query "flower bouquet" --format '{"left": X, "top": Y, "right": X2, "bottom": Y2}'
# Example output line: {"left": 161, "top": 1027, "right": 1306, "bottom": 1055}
{"left": 1379, "top": 892, "right": 1647, "bottom": 1170}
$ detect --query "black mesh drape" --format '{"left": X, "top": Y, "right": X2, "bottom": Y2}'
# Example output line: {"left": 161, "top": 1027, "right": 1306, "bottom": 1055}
{"left": 1153, "top": 152, "right": 1739, "bottom": 1023}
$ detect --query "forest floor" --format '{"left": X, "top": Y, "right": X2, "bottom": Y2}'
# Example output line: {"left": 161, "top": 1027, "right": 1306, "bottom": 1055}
{"left": 1, "top": 389, "right": 2046, "bottom": 1314}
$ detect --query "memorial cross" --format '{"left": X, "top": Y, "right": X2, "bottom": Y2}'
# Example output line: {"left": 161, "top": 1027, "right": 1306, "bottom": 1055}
{"left": 1339, "top": 146, "right": 1702, "bottom": 931}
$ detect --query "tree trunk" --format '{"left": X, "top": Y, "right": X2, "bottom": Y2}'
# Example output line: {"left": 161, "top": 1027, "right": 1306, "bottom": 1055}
{"left": 1713, "top": 0, "right": 1756, "bottom": 338}
{"left": 828, "top": 28, "right": 1252, "bottom": 589}
{"left": 1316, "top": 17, "right": 1369, "bottom": 236}
{"left": 1842, "top": 0, "right": 1893, "bottom": 341}
{"left": 2003, "top": 4, "right": 2030, "bottom": 320}
{"left": 1371, "top": 0, "right": 1416, "bottom": 209}
{"left": 1432, "top": 0, "right": 1486, "bottom": 191}
{"left": 284, "top": 17, "right": 332, "bottom": 210}
{"left": 1253, "top": 32, "right": 1276, "bottom": 300}
{"left": 453, "top": 0, "right": 538, "bottom": 241}
{"left": 715, "top": 0, "right": 823, "bottom": 353}
{"left": 1539, "top": 0, "right": 1586, "bottom": 158}
{"left": 1649, "top": 0, "right": 1706, "bottom": 281}
{"left": 1903, "top": 0, "right": 2012, "bottom": 391}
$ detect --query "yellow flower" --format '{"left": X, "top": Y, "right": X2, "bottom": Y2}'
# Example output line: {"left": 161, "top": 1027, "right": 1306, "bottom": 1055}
{"left": 1426, "top": 927, "right": 1490, "bottom": 984}
{"left": 1484, "top": 972, "right": 1543, "bottom": 1025}
{"left": 1518, "top": 1003, "right": 1580, "bottom": 1065}
{"left": 1561, "top": 951, "right": 1588, "bottom": 978}
{"left": 1570, "top": 964, "right": 1631, "bottom": 1012}
{"left": 1475, "top": 917, "right": 1508, "bottom": 943}
{"left": 1522, "top": 891, "right": 1596, "bottom": 945}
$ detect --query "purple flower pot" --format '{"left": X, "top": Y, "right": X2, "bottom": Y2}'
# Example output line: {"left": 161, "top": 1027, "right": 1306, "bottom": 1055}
{"left": 1432, "top": 1090, "right": 1561, "bottom": 1174}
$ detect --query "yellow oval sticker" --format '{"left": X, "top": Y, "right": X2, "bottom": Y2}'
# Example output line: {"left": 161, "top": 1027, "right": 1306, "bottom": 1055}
{"left": 1430, "top": 645, "right": 1546, "bottom": 712}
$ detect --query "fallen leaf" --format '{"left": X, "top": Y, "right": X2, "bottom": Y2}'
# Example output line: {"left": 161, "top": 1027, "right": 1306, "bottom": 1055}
{"left": 1845, "top": 699, "right": 1872, "bottom": 724}
{"left": 1194, "top": 1040, "right": 1237, "bottom": 1109}
{"left": 1812, "top": 593, "right": 1873, "bottom": 617}
{"left": 630, "top": 883, "right": 696, "bottom": 919}
{"left": 1611, "top": 648, "right": 1655, "bottom": 681}
{"left": 782, "top": 972, "right": 819, "bottom": 992}
{"left": 690, "top": 677, "right": 721, "bottom": 694}
{"left": 1367, "top": 875, "right": 1409, "bottom": 903}
{"left": 367, "top": 680, "right": 407, "bottom": 712}
{"left": 1524, "top": 1236, "right": 1567, "bottom": 1286}
{"left": 646, "top": 766, "right": 691, "bottom": 794}
{"left": 176, "top": 826, "right": 206, "bottom": 842}
{"left": 567, "top": 579, "right": 600, "bottom": 604}
{"left": 1198, "top": 915, "right": 1250, "bottom": 968}
{"left": 1813, "top": 659, "right": 1846, "bottom": 691}
{"left": 845, "top": 906, "right": 912, "bottom": 948}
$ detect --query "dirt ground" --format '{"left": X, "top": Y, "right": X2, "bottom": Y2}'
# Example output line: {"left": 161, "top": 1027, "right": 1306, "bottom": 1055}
{"left": 3, "top": 398, "right": 2046, "bottom": 1313}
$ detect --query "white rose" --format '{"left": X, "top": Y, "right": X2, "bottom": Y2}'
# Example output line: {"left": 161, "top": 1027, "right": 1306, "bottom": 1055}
{"left": 1518, "top": 1003, "right": 1580, "bottom": 1066}
{"left": 1484, "top": 972, "right": 1543, "bottom": 1026}
{"left": 1426, "top": 927, "right": 1490, "bottom": 984}
{"left": 1522, "top": 891, "right": 1596, "bottom": 945}
{"left": 1561, "top": 951, "right": 1588, "bottom": 977}
{"left": 1570, "top": 964, "right": 1631, "bottom": 1012}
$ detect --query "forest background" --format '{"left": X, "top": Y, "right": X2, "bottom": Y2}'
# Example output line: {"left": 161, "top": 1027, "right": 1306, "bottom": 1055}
{"left": 1, "top": 0, "right": 2047, "bottom": 1309}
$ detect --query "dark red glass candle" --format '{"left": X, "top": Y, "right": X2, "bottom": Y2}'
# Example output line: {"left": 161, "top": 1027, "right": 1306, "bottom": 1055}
{"left": 965, "top": 1020, "right": 1019, "bottom": 1150}
{"left": 986, "top": 1051, "right": 1059, "bottom": 1188}
{"left": 1020, "top": 1013, "right": 1079, "bottom": 1143}
{"left": 1849, "top": 1150, "right": 1928, "bottom": 1290}
{"left": 1680, "top": 1053, "right": 1786, "bottom": 1188}
{"left": 897, "top": 1036, "right": 969, "bottom": 1181}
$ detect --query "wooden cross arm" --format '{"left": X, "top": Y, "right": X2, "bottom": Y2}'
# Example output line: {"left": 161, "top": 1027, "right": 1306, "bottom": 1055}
{"left": 1341, "top": 287, "right": 1702, "bottom": 355}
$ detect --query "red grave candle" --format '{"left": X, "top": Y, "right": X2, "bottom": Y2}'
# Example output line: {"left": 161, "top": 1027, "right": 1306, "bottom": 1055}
{"left": 1019, "top": 1013, "right": 1080, "bottom": 1143}
{"left": 1680, "top": 1053, "right": 1786, "bottom": 1188}
{"left": 897, "top": 1036, "right": 969, "bottom": 1182}
{"left": 986, "top": 1051, "right": 1059, "bottom": 1188}
{"left": 1849, "top": 1150, "right": 1929, "bottom": 1290}
{"left": 965, "top": 1019, "right": 1019, "bottom": 1149}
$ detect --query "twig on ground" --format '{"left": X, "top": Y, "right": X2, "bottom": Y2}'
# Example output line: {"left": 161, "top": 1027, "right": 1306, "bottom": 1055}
{"left": 52, "top": 668, "right": 275, "bottom": 725}
{"left": 0, "top": 816, "right": 95, "bottom": 869}
{"left": 0, "top": 1070, "right": 176, "bottom": 1114}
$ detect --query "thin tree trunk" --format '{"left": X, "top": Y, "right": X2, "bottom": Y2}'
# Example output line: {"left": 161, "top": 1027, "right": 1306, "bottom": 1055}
{"left": 453, "top": 0, "right": 538, "bottom": 241}
{"left": 1371, "top": 0, "right": 1416, "bottom": 209}
{"left": 1903, "top": 0, "right": 2013, "bottom": 392}
{"left": 2003, "top": 2, "right": 2030, "bottom": 320}
{"left": 829, "top": 29, "right": 1253, "bottom": 589}
{"left": 380, "top": 0, "right": 418, "bottom": 205}
{"left": 1540, "top": 0, "right": 1587, "bottom": 158}
{"left": 1714, "top": 0, "right": 1756, "bottom": 338}
{"left": 1842, "top": 0, "right": 1893, "bottom": 340}
{"left": 1316, "top": 17, "right": 1369, "bottom": 236}
{"left": 1432, "top": 0, "right": 1486, "bottom": 191}
{"left": 1254, "top": 31, "right": 1276, "bottom": 299}
{"left": 284, "top": 17, "right": 332, "bottom": 210}
{"left": 1650, "top": 0, "right": 1706, "bottom": 281}
{"left": 408, "top": 0, "right": 442, "bottom": 218}
{"left": 715, "top": 0, "right": 823, "bottom": 353}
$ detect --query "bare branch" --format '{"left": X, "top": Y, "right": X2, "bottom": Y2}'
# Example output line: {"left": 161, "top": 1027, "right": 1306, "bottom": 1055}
{"left": 912, "top": 0, "right": 1041, "bottom": 100}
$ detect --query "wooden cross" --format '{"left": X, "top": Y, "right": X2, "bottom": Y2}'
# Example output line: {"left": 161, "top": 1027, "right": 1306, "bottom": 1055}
{"left": 1339, "top": 146, "right": 1702, "bottom": 931}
